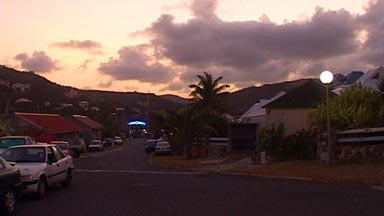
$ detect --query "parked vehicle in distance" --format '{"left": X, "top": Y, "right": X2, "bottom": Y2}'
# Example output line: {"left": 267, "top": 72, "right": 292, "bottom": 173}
{"left": 0, "top": 136, "right": 36, "bottom": 154}
{"left": 1, "top": 144, "right": 74, "bottom": 199}
{"left": 103, "top": 138, "right": 114, "bottom": 147}
{"left": 49, "top": 141, "right": 71, "bottom": 156}
{"left": 145, "top": 139, "right": 157, "bottom": 153}
{"left": 114, "top": 136, "right": 123, "bottom": 145}
{"left": 0, "top": 156, "right": 23, "bottom": 215}
{"left": 88, "top": 140, "right": 103, "bottom": 152}
{"left": 69, "top": 138, "right": 86, "bottom": 158}
{"left": 155, "top": 141, "right": 172, "bottom": 155}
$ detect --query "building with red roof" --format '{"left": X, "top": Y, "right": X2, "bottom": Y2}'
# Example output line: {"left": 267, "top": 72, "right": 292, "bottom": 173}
{"left": 13, "top": 112, "right": 81, "bottom": 142}
{"left": 64, "top": 115, "right": 103, "bottom": 145}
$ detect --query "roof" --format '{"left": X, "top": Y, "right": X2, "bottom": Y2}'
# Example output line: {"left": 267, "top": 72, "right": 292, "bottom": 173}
{"left": 15, "top": 113, "right": 81, "bottom": 133}
{"left": 344, "top": 71, "right": 364, "bottom": 85}
{"left": 357, "top": 66, "right": 384, "bottom": 90}
{"left": 72, "top": 115, "right": 103, "bottom": 129}
{"left": 239, "top": 91, "right": 286, "bottom": 120}
{"left": 263, "top": 79, "right": 333, "bottom": 109}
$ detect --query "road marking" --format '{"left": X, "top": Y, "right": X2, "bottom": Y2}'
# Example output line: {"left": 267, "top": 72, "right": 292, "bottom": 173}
{"left": 75, "top": 169, "right": 205, "bottom": 175}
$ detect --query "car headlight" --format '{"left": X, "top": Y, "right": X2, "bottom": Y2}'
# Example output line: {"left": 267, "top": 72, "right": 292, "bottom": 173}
{"left": 21, "top": 174, "right": 34, "bottom": 181}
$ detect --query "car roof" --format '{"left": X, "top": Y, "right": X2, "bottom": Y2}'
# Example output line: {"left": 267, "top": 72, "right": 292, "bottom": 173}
{"left": 50, "top": 140, "right": 69, "bottom": 144}
{"left": 8, "top": 144, "right": 56, "bottom": 148}
{"left": 1, "top": 136, "right": 30, "bottom": 139}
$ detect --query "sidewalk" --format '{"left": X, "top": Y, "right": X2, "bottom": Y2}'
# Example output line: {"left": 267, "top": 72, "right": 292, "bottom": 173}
{"left": 194, "top": 157, "right": 254, "bottom": 172}
{"left": 150, "top": 154, "right": 384, "bottom": 186}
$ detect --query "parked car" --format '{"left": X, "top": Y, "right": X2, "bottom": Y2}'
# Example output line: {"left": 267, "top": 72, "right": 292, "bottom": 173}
{"left": 49, "top": 141, "right": 71, "bottom": 156}
{"left": 88, "top": 140, "right": 103, "bottom": 152}
{"left": 69, "top": 138, "right": 86, "bottom": 158}
{"left": 1, "top": 144, "right": 74, "bottom": 199}
{"left": 155, "top": 141, "right": 172, "bottom": 155}
{"left": 102, "top": 138, "right": 114, "bottom": 147}
{"left": 145, "top": 139, "right": 157, "bottom": 153}
{"left": 0, "top": 136, "right": 36, "bottom": 154}
{"left": 0, "top": 156, "right": 23, "bottom": 215}
{"left": 114, "top": 136, "right": 123, "bottom": 145}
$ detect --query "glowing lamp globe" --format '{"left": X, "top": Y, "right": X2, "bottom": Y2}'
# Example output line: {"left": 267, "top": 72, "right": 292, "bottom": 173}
{"left": 320, "top": 71, "right": 333, "bottom": 84}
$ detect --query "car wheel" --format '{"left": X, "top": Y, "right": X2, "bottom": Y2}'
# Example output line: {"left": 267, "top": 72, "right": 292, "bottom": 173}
{"left": 62, "top": 169, "right": 72, "bottom": 188}
{"left": 35, "top": 177, "right": 47, "bottom": 199}
{"left": 1, "top": 187, "right": 16, "bottom": 215}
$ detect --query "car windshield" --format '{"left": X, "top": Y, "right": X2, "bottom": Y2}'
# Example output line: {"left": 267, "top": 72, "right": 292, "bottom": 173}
{"left": 0, "top": 138, "right": 26, "bottom": 148}
{"left": 157, "top": 142, "right": 169, "bottom": 147}
{"left": 57, "top": 144, "right": 69, "bottom": 150}
{"left": 2, "top": 147, "right": 46, "bottom": 163}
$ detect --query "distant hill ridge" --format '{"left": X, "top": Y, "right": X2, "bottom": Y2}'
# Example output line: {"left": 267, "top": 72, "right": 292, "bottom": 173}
{"left": 0, "top": 65, "right": 312, "bottom": 116}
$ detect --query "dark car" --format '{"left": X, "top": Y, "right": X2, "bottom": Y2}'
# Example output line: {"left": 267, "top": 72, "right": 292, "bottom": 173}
{"left": 0, "top": 156, "right": 23, "bottom": 215}
{"left": 145, "top": 140, "right": 157, "bottom": 153}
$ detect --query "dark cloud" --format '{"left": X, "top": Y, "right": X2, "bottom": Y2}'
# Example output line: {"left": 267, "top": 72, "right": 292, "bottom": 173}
{"left": 98, "top": 80, "right": 113, "bottom": 88}
{"left": 357, "top": 0, "right": 384, "bottom": 65}
{"left": 14, "top": 51, "right": 60, "bottom": 73}
{"left": 78, "top": 59, "right": 93, "bottom": 71}
{"left": 98, "top": 46, "right": 173, "bottom": 83}
{"left": 190, "top": 0, "right": 218, "bottom": 20}
{"left": 101, "top": 0, "right": 384, "bottom": 91}
{"left": 52, "top": 40, "right": 102, "bottom": 49}
{"left": 51, "top": 40, "right": 104, "bottom": 55}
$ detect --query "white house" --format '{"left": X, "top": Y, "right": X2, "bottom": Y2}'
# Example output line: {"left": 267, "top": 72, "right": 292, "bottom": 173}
{"left": 357, "top": 66, "right": 384, "bottom": 91}
{"left": 238, "top": 91, "right": 286, "bottom": 125}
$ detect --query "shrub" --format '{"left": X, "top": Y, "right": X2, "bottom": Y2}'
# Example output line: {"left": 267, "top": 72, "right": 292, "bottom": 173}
{"left": 280, "top": 129, "right": 316, "bottom": 161}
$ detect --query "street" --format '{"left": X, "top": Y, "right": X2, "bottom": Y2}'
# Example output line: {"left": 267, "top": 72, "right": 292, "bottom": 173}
{"left": 14, "top": 139, "right": 384, "bottom": 216}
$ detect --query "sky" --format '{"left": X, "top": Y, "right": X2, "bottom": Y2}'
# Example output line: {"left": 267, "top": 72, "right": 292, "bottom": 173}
{"left": 1, "top": 0, "right": 383, "bottom": 97}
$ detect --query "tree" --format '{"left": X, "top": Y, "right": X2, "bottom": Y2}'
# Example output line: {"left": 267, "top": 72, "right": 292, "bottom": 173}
{"left": 162, "top": 108, "right": 214, "bottom": 159}
{"left": 188, "top": 72, "right": 230, "bottom": 113}
{"left": 312, "top": 83, "right": 384, "bottom": 131}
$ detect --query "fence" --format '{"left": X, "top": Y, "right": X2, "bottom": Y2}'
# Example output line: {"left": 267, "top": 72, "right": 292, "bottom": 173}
{"left": 208, "top": 137, "right": 229, "bottom": 157}
{"left": 336, "top": 127, "right": 384, "bottom": 161}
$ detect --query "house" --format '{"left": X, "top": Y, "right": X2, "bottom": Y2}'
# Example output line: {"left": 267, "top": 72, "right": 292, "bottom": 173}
{"left": 262, "top": 79, "right": 330, "bottom": 136}
{"left": 333, "top": 66, "right": 384, "bottom": 95}
{"left": 12, "top": 83, "right": 31, "bottom": 92}
{"left": 79, "top": 101, "right": 89, "bottom": 110}
{"left": 13, "top": 112, "right": 81, "bottom": 142}
{"left": 64, "top": 115, "right": 103, "bottom": 145}
{"left": 238, "top": 91, "right": 286, "bottom": 125}
{"left": 357, "top": 66, "right": 384, "bottom": 91}
{"left": 332, "top": 71, "right": 364, "bottom": 95}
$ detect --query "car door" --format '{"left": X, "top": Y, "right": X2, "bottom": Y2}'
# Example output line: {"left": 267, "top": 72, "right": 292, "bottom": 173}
{"left": 46, "top": 147, "right": 66, "bottom": 185}
{"left": 46, "top": 147, "right": 59, "bottom": 185}
{"left": 51, "top": 146, "right": 67, "bottom": 182}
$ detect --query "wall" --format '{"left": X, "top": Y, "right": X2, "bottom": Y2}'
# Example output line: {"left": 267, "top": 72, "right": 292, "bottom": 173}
{"left": 265, "top": 108, "right": 314, "bottom": 136}
{"left": 337, "top": 145, "right": 384, "bottom": 162}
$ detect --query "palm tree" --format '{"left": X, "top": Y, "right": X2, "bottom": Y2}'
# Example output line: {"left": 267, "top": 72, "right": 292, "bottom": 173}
{"left": 188, "top": 72, "right": 230, "bottom": 113}
{"left": 163, "top": 108, "right": 214, "bottom": 159}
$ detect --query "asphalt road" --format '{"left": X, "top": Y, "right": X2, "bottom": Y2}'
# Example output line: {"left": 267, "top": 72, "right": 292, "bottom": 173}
{"left": 14, "top": 139, "right": 384, "bottom": 216}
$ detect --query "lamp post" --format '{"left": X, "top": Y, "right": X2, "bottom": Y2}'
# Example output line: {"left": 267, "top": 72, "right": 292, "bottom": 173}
{"left": 320, "top": 71, "right": 333, "bottom": 164}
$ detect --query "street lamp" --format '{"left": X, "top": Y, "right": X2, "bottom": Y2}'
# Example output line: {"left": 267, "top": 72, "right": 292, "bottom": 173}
{"left": 320, "top": 70, "right": 333, "bottom": 164}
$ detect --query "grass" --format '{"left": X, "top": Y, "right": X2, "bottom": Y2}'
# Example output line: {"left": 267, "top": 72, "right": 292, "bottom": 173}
{"left": 229, "top": 161, "right": 384, "bottom": 185}
{"left": 150, "top": 153, "right": 384, "bottom": 185}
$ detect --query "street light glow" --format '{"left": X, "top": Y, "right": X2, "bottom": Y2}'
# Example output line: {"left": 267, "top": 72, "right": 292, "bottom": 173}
{"left": 320, "top": 71, "right": 334, "bottom": 84}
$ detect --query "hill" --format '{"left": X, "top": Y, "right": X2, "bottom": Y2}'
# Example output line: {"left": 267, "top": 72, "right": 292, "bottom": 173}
{"left": 0, "top": 65, "right": 183, "bottom": 117}
{"left": 1, "top": 65, "right": 314, "bottom": 118}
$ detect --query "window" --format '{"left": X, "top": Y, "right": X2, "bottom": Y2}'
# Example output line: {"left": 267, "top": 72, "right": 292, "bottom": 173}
{"left": 47, "top": 147, "right": 56, "bottom": 163}
{"left": 52, "top": 147, "right": 63, "bottom": 160}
